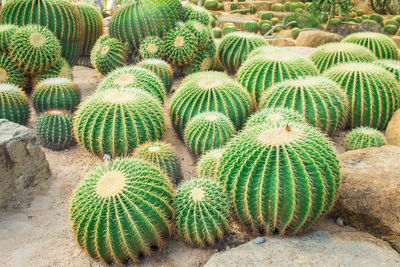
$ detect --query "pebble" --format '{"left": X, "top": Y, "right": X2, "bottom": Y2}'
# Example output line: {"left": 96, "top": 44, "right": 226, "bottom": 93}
{"left": 253, "top": 237, "right": 266, "bottom": 244}
{"left": 336, "top": 217, "right": 344, "bottom": 226}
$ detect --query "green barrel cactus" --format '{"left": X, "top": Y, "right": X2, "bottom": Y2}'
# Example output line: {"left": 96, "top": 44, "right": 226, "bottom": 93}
{"left": 310, "top": 42, "right": 376, "bottom": 73}
{"left": 182, "top": 50, "right": 211, "bottom": 75}
{"left": 204, "top": 0, "right": 218, "bottom": 10}
{"left": 272, "top": 3, "right": 284, "bottom": 12}
{"left": 249, "top": 5, "right": 256, "bottom": 14}
{"left": 384, "top": 24, "right": 398, "bottom": 35}
{"left": 9, "top": 25, "right": 61, "bottom": 75}
{"left": 32, "top": 57, "right": 72, "bottom": 86}
{"left": 237, "top": 47, "right": 319, "bottom": 104}
{"left": 162, "top": 27, "right": 197, "bottom": 66}
{"left": 230, "top": 3, "right": 237, "bottom": 11}
{"left": 0, "top": 53, "right": 27, "bottom": 89}
{"left": 373, "top": 59, "right": 400, "bottom": 81}
{"left": 242, "top": 21, "right": 259, "bottom": 33}
{"left": 137, "top": 59, "right": 174, "bottom": 92}
{"left": 244, "top": 107, "right": 306, "bottom": 129}
{"left": 259, "top": 76, "right": 349, "bottom": 135}
{"left": 139, "top": 36, "right": 165, "bottom": 59}
{"left": 196, "top": 148, "right": 224, "bottom": 179}
{"left": 291, "top": 27, "right": 301, "bottom": 38}
{"left": 325, "top": 63, "right": 400, "bottom": 129}
{"left": 205, "top": 38, "right": 217, "bottom": 57}
{"left": 0, "top": 0, "right": 82, "bottom": 65}
{"left": 182, "top": 20, "right": 211, "bottom": 50}
{"left": 183, "top": 4, "right": 211, "bottom": 26}
{"left": 90, "top": 36, "right": 128, "bottom": 76}
{"left": 259, "top": 11, "right": 273, "bottom": 20}
{"left": 342, "top": 32, "right": 399, "bottom": 60}
{"left": 174, "top": 178, "right": 230, "bottom": 246}
{"left": 74, "top": 88, "right": 166, "bottom": 157}
{"left": 97, "top": 66, "right": 166, "bottom": 103}
{"left": 36, "top": 109, "right": 74, "bottom": 150}
{"left": 217, "top": 32, "right": 266, "bottom": 73}
{"left": 0, "top": 83, "right": 29, "bottom": 125}
{"left": 222, "top": 24, "right": 238, "bottom": 35}
{"left": 370, "top": 13, "right": 383, "bottom": 24}
{"left": 218, "top": 121, "right": 341, "bottom": 234}
{"left": 345, "top": 127, "right": 386, "bottom": 151}
{"left": 184, "top": 112, "right": 235, "bottom": 156}
{"left": 69, "top": 158, "right": 174, "bottom": 264}
{"left": 212, "top": 28, "right": 222, "bottom": 38}
{"left": 0, "top": 24, "right": 18, "bottom": 52}
{"left": 32, "top": 77, "right": 81, "bottom": 113}
{"left": 133, "top": 141, "right": 183, "bottom": 184}
{"left": 170, "top": 71, "right": 253, "bottom": 135}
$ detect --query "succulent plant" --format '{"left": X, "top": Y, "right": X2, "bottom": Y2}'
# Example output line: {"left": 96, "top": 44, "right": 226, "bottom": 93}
{"left": 222, "top": 24, "right": 238, "bottom": 35}
{"left": 325, "top": 63, "right": 400, "bottom": 129}
{"left": 0, "top": 24, "right": 18, "bottom": 52}
{"left": 205, "top": 38, "right": 217, "bottom": 57}
{"left": 32, "top": 77, "right": 81, "bottom": 113}
{"left": 133, "top": 141, "right": 183, "bottom": 184}
{"left": 182, "top": 20, "right": 211, "bottom": 50}
{"left": 373, "top": 59, "right": 400, "bottom": 81}
{"left": 162, "top": 27, "right": 197, "bottom": 66}
{"left": 182, "top": 50, "right": 211, "bottom": 75}
{"left": 0, "top": 83, "right": 29, "bottom": 125}
{"left": 384, "top": 24, "right": 398, "bottom": 35}
{"left": 249, "top": 5, "right": 256, "bottom": 14}
{"left": 170, "top": 71, "right": 253, "bottom": 135}
{"left": 69, "top": 158, "right": 174, "bottom": 264}
{"left": 74, "top": 88, "right": 165, "bottom": 157}
{"left": 36, "top": 109, "right": 74, "bottom": 150}
{"left": 310, "top": 43, "right": 376, "bottom": 73}
{"left": 196, "top": 148, "right": 224, "bottom": 179}
{"left": 217, "top": 32, "right": 266, "bottom": 73}
{"left": 97, "top": 66, "right": 166, "bottom": 103}
{"left": 137, "top": 59, "right": 174, "bottom": 92}
{"left": 259, "top": 11, "right": 273, "bottom": 20}
{"left": 230, "top": 3, "right": 237, "bottom": 11}
{"left": 204, "top": 0, "right": 218, "bottom": 10}
{"left": 212, "top": 28, "right": 222, "bottom": 38}
{"left": 369, "top": 13, "right": 383, "bottom": 24}
{"left": 237, "top": 46, "right": 319, "bottom": 104}
{"left": 345, "top": 127, "right": 386, "bottom": 151}
{"left": 259, "top": 76, "right": 349, "bottom": 135}
{"left": 90, "top": 36, "right": 128, "bottom": 76}
{"left": 139, "top": 36, "right": 165, "bottom": 59}
{"left": 0, "top": 53, "right": 27, "bottom": 89}
{"left": 184, "top": 112, "right": 235, "bottom": 156}
{"left": 183, "top": 4, "right": 211, "bottom": 26}
{"left": 174, "top": 178, "right": 230, "bottom": 246}
{"left": 244, "top": 107, "right": 306, "bottom": 129}
{"left": 342, "top": 32, "right": 399, "bottom": 60}
{"left": 32, "top": 57, "right": 72, "bottom": 86}
{"left": 242, "top": 21, "right": 259, "bottom": 33}
{"left": 9, "top": 25, "right": 61, "bottom": 75}
{"left": 218, "top": 121, "right": 341, "bottom": 234}
{"left": 272, "top": 3, "right": 284, "bottom": 12}
{"left": 291, "top": 27, "right": 301, "bottom": 38}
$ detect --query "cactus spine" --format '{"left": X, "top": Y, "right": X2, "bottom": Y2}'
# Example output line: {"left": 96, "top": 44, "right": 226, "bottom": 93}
{"left": 373, "top": 59, "right": 400, "bottom": 81}
{"left": 182, "top": 50, "right": 211, "bottom": 75}
{"left": 0, "top": 83, "right": 30, "bottom": 125}
{"left": 137, "top": 59, "right": 174, "bottom": 92}
{"left": 345, "top": 127, "right": 386, "bottom": 151}
{"left": 162, "top": 27, "right": 197, "bottom": 66}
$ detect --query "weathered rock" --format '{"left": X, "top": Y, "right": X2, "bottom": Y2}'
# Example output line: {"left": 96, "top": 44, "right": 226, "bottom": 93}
{"left": 295, "top": 30, "right": 343, "bottom": 47}
{"left": 266, "top": 37, "right": 296, "bottom": 47}
{"left": 387, "top": 109, "right": 400, "bottom": 146}
{"left": 332, "top": 145, "right": 400, "bottom": 252}
{"left": 0, "top": 119, "right": 50, "bottom": 207}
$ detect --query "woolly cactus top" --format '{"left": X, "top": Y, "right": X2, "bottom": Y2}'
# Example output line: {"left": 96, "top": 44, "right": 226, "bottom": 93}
{"left": 244, "top": 107, "right": 305, "bottom": 129}
{"left": 38, "top": 77, "right": 71, "bottom": 86}
{"left": 0, "top": 82, "right": 20, "bottom": 92}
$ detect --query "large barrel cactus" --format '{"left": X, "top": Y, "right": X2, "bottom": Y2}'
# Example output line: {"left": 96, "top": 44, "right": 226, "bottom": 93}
{"left": 137, "top": 59, "right": 174, "bottom": 92}
{"left": 69, "top": 158, "right": 174, "bottom": 264}
{"left": 218, "top": 121, "right": 341, "bottom": 234}
{"left": 0, "top": 0, "right": 83, "bottom": 65}
{"left": 0, "top": 53, "right": 27, "bottom": 89}
{"left": 373, "top": 59, "right": 400, "bottom": 81}
{"left": 0, "top": 83, "right": 30, "bottom": 125}
{"left": 345, "top": 127, "right": 386, "bottom": 151}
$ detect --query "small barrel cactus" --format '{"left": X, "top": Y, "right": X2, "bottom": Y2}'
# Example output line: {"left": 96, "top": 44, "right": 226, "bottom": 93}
{"left": 290, "top": 27, "right": 301, "bottom": 38}
{"left": 0, "top": 53, "right": 27, "bottom": 89}
{"left": 0, "top": 24, "right": 18, "bottom": 52}
{"left": 97, "top": 66, "right": 166, "bottom": 103}
{"left": 32, "top": 57, "right": 72, "bottom": 87}
{"left": 133, "top": 141, "right": 183, "bottom": 184}
{"left": 183, "top": 4, "right": 210, "bottom": 26}
{"left": 244, "top": 107, "right": 306, "bottom": 129}
{"left": 222, "top": 24, "right": 237, "bottom": 35}
{"left": 196, "top": 148, "right": 224, "bottom": 179}
{"left": 162, "top": 27, "right": 197, "bottom": 66}
{"left": 369, "top": 13, "right": 383, "bottom": 24}
{"left": 36, "top": 109, "right": 74, "bottom": 150}
{"left": 182, "top": 50, "right": 211, "bottom": 75}
{"left": 324, "top": 63, "right": 400, "bottom": 129}
{"left": 204, "top": 0, "right": 218, "bottom": 10}
{"left": 9, "top": 25, "right": 61, "bottom": 75}
{"left": 230, "top": 3, "right": 237, "bottom": 11}
{"left": 170, "top": 71, "right": 253, "bottom": 135}
{"left": 212, "top": 28, "right": 222, "bottom": 38}
{"left": 217, "top": 32, "right": 266, "bottom": 73}
{"left": 137, "top": 59, "right": 174, "bottom": 92}
{"left": 383, "top": 24, "right": 398, "bottom": 35}
{"left": 259, "top": 11, "right": 273, "bottom": 20}
{"left": 342, "top": 32, "right": 399, "bottom": 60}
{"left": 310, "top": 42, "right": 376, "bottom": 73}
{"left": 272, "top": 3, "right": 284, "bottom": 12}
{"left": 69, "top": 158, "right": 174, "bottom": 264}
{"left": 182, "top": 20, "right": 212, "bottom": 50}
{"left": 139, "top": 36, "right": 165, "bottom": 59}
{"left": 32, "top": 77, "right": 80, "bottom": 112}
{"left": 259, "top": 76, "right": 349, "bottom": 135}
{"left": 345, "top": 127, "right": 386, "bottom": 151}
{"left": 249, "top": 5, "right": 256, "bottom": 14}
{"left": 184, "top": 112, "right": 235, "bottom": 156}
{"left": 0, "top": 83, "right": 30, "bottom": 125}
{"left": 373, "top": 59, "right": 400, "bottom": 81}
{"left": 174, "top": 178, "right": 230, "bottom": 246}
{"left": 74, "top": 88, "right": 165, "bottom": 157}
{"left": 218, "top": 121, "right": 341, "bottom": 234}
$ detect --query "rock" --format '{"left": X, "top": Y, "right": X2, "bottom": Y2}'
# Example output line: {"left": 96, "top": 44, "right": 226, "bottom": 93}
{"left": 216, "top": 15, "right": 256, "bottom": 28}
{"left": 386, "top": 109, "right": 400, "bottom": 146}
{"left": 266, "top": 37, "right": 296, "bottom": 47}
{"left": 253, "top": 237, "right": 266, "bottom": 244}
{"left": 295, "top": 30, "right": 343, "bottom": 47}
{"left": 332, "top": 145, "right": 400, "bottom": 252}
{"left": 391, "top": 36, "right": 400, "bottom": 48}
{"left": 222, "top": 2, "right": 272, "bottom": 12}
{"left": 0, "top": 119, "right": 50, "bottom": 207}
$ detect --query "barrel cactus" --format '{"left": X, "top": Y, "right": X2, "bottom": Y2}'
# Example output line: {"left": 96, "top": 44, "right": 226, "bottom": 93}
{"left": 345, "top": 127, "right": 386, "bottom": 151}
{"left": 217, "top": 32, "right": 266, "bottom": 73}
{"left": 174, "top": 178, "right": 230, "bottom": 246}
{"left": 97, "top": 66, "right": 166, "bottom": 103}
{"left": 182, "top": 20, "right": 211, "bottom": 50}
{"left": 237, "top": 47, "right": 319, "bottom": 104}
{"left": 137, "top": 59, "right": 173, "bottom": 92}
{"left": 184, "top": 112, "right": 235, "bottom": 156}
{"left": 0, "top": 0, "right": 82, "bottom": 64}
{"left": 259, "top": 76, "right": 349, "bottom": 135}
{"left": 218, "top": 121, "right": 341, "bottom": 234}
{"left": 182, "top": 50, "right": 211, "bottom": 75}
{"left": 0, "top": 53, "right": 27, "bottom": 89}
{"left": 183, "top": 4, "right": 211, "bottom": 26}
{"left": 69, "top": 158, "right": 174, "bottom": 264}
{"left": 242, "top": 21, "right": 259, "bottom": 33}
{"left": 0, "top": 83, "right": 29, "bottom": 125}
{"left": 9, "top": 25, "right": 61, "bottom": 75}
{"left": 196, "top": 148, "right": 224, "bottom": 179}
{"left": 36, "top": 109, "right": 74, "bottom": 150}
{"left": 383, "top": 24, "right": 398, "bottom": 35}
{"left": 342, "top": 32, "right": 399, "bottom": 60}
{"left": 244, "top": 107, "right": 306, "bottom": 129}
{"left": 212, "top": 28, "right": 222, "bottom": 38}
{"left": 32, "top": 57, "right": 72, "bottom": 86}
{"left": 325, "top": 63, "right": 400, "bottom": 129}
{"left": 74, "top": 88, "right": 165, "bottom": 157}
{"left": 139, "top": 36, "right": 165, "bottom": 59}
{"left": 162, "top": 27, "right": 197, "bottom": 66}
{"left": 310, "top": 42, "right": 376, "bottom": 73}
{"left": 373, "top": 59, "right": 400, "bottom": 81}
{"left": 133, "top": 141, "right": 183, "bottom": 184}
{"left": 170, "top": 71, "right": 253, "bottom": 135}
{"left": 0, "top": 24, "right": 18, "bottom": 52}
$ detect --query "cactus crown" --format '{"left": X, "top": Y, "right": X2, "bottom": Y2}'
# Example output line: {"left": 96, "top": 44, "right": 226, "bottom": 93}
{"left": 139, "top": 36, "right": 164, "bottom": 59}
{"left": 0, "top": 24, "right": 18, "bottom": 52}
{"left": 163, "top": 27, "right": 197, "bottom": 66}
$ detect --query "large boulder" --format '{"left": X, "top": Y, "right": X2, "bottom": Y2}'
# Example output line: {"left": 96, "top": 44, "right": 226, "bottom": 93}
{"left": 332, "top": 145, "right": 400, "bottom": 252}
{"left": 0, "top": 119, "right": 50, "bottom": 207}
{"left": 386, "top": 109, "right": 400, "bottom": 146}
{"left": 295, "top": 30, "right": 343, "bottom": 47}
{"left": 266, "top": 37, "right": 296, "bottom": 47}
